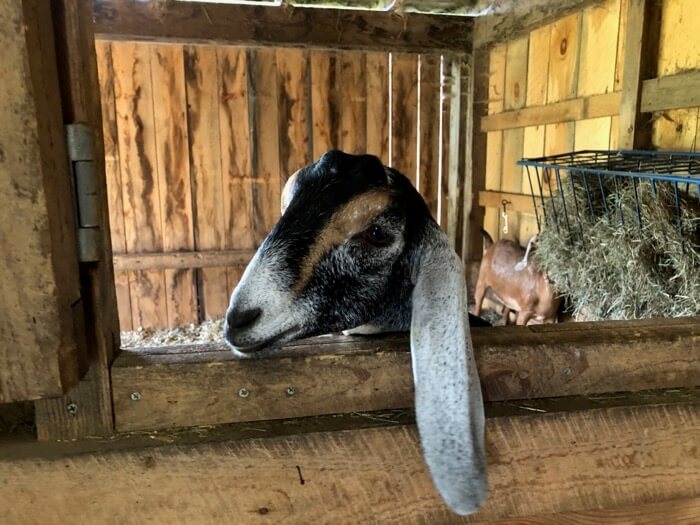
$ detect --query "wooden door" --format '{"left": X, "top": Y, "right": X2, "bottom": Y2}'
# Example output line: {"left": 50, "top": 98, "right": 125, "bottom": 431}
{"left": 0, "top": 0, "right": 86, "bottom": 402}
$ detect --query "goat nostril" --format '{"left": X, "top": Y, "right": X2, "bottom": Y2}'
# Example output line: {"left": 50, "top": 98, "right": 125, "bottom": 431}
{"left": 228, "top": 308, "right": 262, "bottom": 330}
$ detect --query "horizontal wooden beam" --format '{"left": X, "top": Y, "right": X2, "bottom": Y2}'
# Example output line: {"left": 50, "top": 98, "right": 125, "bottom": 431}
{"left": 480, "top": 69, "right": 700, "bottom": 134}
{"left": 111, "top": 317, "right": 700, "bottom": 432}
{"left": 474, "top": 0, "right": 605, "bottom": 49}
{"left": 641, "top": 69, "right": 700, "bottom": 113}
{"left": 93, "top": 0, "right": 473, "bottom": 53}
{"left": 480, "top": 92, "right": 620, "bottom": 132}
{"left": 478, "top": 190, "right": 540, "bottom": 214}
{"left": 112, "top": 249, "right": 255, "bottom": 271}
{"left": 4, "top": 402, "right": 700, "bottom": 523}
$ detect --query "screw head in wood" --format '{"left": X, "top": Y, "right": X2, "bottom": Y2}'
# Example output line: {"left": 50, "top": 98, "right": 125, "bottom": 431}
{"left": 66, "top": 402, "right": 78, "bottom": 415}
{"left": 130, "top": 392, "right": 142, "bottom": 401}
{"left": 286, "top": 386, "right": 297, "bottom": 396}
{"left": 238, "top": 388, "right": 250, "bottom": 398}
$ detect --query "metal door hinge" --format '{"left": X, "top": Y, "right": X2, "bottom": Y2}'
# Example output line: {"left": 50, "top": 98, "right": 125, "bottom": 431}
{"left": 66, "top": 123, "right": 100, "bottom": 262}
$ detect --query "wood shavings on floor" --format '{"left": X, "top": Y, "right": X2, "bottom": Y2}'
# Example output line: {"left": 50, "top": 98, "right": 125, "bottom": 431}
{"left": 120, "top": 319, "right": 225, "bottom": 348}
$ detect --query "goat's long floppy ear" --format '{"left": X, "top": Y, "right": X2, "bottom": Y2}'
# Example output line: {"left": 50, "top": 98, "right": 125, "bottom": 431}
{"left": 281, "top": 170, "right": 300, "bottom": 215}
{"left": 410, "top": 227, "right": 487, "bottom": 516}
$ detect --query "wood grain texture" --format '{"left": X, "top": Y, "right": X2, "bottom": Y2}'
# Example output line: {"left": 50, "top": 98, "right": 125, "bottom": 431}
{"left": 480, "top": 92, "right": 621, "bottom": 132}
{"left": 446, "top": 57, "right": 465, "bottom": 249}
{"left": 474, "top": 0, "right": 604, "bottom": 48}
{"left": 150, "top": 44, "right": 197, "bottom": 327}
{"left": 95, "top": 40, "right": 132, "bottom": 331}
{"left": 112, "top": 318, "right": 700, "bottom": 432}
{"left": 218, "top": 46, "right": 255, "bottom": 295}
{"left": 484, "top": 45, "right": 506, "bottom": 238}
{"left": 93, "top": 1, "right": 473, "bottom": 53}
{"left": 250, "top": 48, "right": 281, "bottom": 244}
{"left": 276, "top": 48, "right": 311, "bottom": 175}
{"left": 573, "top": 0, "right": 620, "bottom": 150}
{"left": 617, "top": 0, "right": 661, "bottom": 149}
{"left": 0, "top": 0, "right": 83, "bottom": 401}
{"left": 419, "top": 54, "right": 442, "bottom": 219}
{"left": 467, "top": 49, "right": 490, "bottom": 261}
{"left": 642, "top": 70, "right": 700, "bottom": 113}
{"left": 519, "top": 25, "right": 551, "bottom": 242}
{"left": 112, "top": 42, "right": 168, "bottom": 329}
{"left": 391, "top": 53, "right": 419, "bottom": 186}
{"left": 184, "top": 45, "right": 229, "bottom": 321}
{"left": 34, "top": 0, "right": 120, "bottom": 438}
{"left": 651, "top": 0, "right": 700, "bottom": 150}
{"left": 478, "top": 496, "right": 700, "bottom": 525}
{"left": 4, "top": 403, "right": 700, "bottom": 524}
{"left": 338, "top": 51, "right": 367, "bottom": 155}
{"left": 365, "top": 52, "right": 390, "bottom": 164}
{"left": 500, "top": 37, "right": 529, "bottom": 241}
{"left": 310, "top": 50, "right": 338, "bottom": 159}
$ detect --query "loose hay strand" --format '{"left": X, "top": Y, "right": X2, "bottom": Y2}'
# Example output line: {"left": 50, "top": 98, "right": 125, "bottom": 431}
{"left": 534, "top": 175, "right": 700, "bottom": 321}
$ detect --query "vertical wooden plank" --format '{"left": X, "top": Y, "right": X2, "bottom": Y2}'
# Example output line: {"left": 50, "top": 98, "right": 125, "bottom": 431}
{"left": 439, "top": 56, "right": 451, "bottom": 229}
{"left": 652, "top": 0, "right": 700, "bottom": 151}
{"left": 35, "top": 0, "right": 121, "bottom": 438}
{"left": 445, "top": 58, "right": 463, "bottom": 249}
{"left": 545, "top": 14, "right": 581, "bottom": 160}
{"left": 575, "top": 0, "right": 620, "bottom": 150}
{"left": 111, "top": 42, "right": 168, "bottom": 329}
{"left": 250, "top": 48, "right": 281, "bottom": 243}
{"left": 578, "top": 0, "right": 621, "bottom": 96}
{"left": 365, "top": 52, "right": 390, "bottom": 164}
{"left": 547, "top": 13, "right": 582, "bottom": 103}
{"left": 95, "top": 40, "right": 132, "bottom": 331}
{"left": 468, "top": 49, "right": 490, "bottom": 263}
{"left": 610, "top": 0, "right": 628, "bottom": 149}
{"left": 501, "top": 36, "right": 529, "bottom": 242}
{"left": 150, "top": 44, "right": 197, "bottom": 327}
{"left": 218, "top": 47, "right": 255, "bottom": 295}
{"left": 276, "top": 48, "right": 311, "bottom": 176}
{"left": 418, "top": 54, "right": 441, "bottom": 219}
{"left": 0, "top": 0, "right": 84, "bottom": 401}
{"left": 520, "top": 24, "right": 551, "bottom": 242}
{"left": 391, "top": 53, "right": 419, "bottom": 187}
{"left": 617, "top": 0, "right": 661, "bottom": 149}
{"left": 460, "top": 54, "right": 475, "bottom": 261}
{"left": 310, "top": 50, "right": 338, "bottom": 160}
{"left": 184, "top": 45, "right": 228, "bottom": 321}
{"left": 338, "top": 51, "right": 367, "bottom": 155}
{"left": 483, "top": 44, "right": 506, "bottom": 239}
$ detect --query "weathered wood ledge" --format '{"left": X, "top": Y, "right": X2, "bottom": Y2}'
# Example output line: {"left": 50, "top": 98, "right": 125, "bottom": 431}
{"left": 111, "top": 317, "right": 700, "bottom": 432}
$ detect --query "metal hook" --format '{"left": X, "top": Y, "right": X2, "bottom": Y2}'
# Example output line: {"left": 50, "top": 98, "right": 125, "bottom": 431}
{"left": 501, "top": 199, "right": 511, "bottom": 234}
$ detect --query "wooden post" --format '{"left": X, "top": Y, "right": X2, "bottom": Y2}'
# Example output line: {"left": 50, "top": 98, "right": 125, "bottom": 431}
{"left": 617, "top": 0, "right": 662, "bottom": 149}
{"left": 34, "top": 0, "right": 120, "bottom": 440}
{"left": 0, "top": 0, "right": 87, "bottom": 402}
{"left": 446, "top": 57, "right": 463, "bottom": 250}
{"left": 466, "top": 49, "right": 489, "bottom": 269}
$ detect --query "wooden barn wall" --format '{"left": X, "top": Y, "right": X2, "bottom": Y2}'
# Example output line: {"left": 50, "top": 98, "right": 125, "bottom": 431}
{"left": 96, "top": 41, "right": 455, "bottom": 330}
{"left": 479, "top": 0, "right": 700, "bottom": 246}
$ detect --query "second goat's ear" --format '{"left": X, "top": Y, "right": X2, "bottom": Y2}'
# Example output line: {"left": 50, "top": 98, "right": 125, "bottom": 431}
{"left": 410, "top": 227, "right": 488, "bottom": 516}
{"left": 281, "top": 169, "right": 300, "bottom": 215}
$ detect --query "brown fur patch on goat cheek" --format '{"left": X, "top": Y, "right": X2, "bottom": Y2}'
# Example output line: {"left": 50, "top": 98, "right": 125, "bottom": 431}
{"left": 292, "top": 190, "right": 393, "bottom": 294}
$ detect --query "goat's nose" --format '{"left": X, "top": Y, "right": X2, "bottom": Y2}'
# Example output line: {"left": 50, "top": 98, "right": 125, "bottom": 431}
{"left": 227, "top": 307, "right": 262, "bottom": 330}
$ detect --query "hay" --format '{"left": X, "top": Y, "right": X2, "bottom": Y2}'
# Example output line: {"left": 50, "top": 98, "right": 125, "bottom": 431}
{"left": 121, "top": 319, "right": 225, "bottom": 348}
{"left": 533, "top": 175, "right": 700, "bottom": 321}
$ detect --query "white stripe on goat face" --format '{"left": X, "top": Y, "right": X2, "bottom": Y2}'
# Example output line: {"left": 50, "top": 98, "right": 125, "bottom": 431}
{"left": 224, "top": 244, "right": 306, "bottom": 355}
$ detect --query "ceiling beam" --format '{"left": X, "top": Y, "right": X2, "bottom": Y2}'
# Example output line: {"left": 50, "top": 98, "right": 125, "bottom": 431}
{"left": 93, "top": 0, "right": 473, "bottom": 53}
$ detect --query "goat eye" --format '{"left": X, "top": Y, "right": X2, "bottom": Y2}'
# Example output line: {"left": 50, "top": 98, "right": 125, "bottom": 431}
{"left": 358, "top": 224, "right": 391, "bottom": 247}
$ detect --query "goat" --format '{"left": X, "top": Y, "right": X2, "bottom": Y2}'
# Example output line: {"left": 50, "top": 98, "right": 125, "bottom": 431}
{"left": 473, "top": 229, "right": 560, "bottom": 325}
{"left": 224, "top": 150, "right": 488, "bottom": 516}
